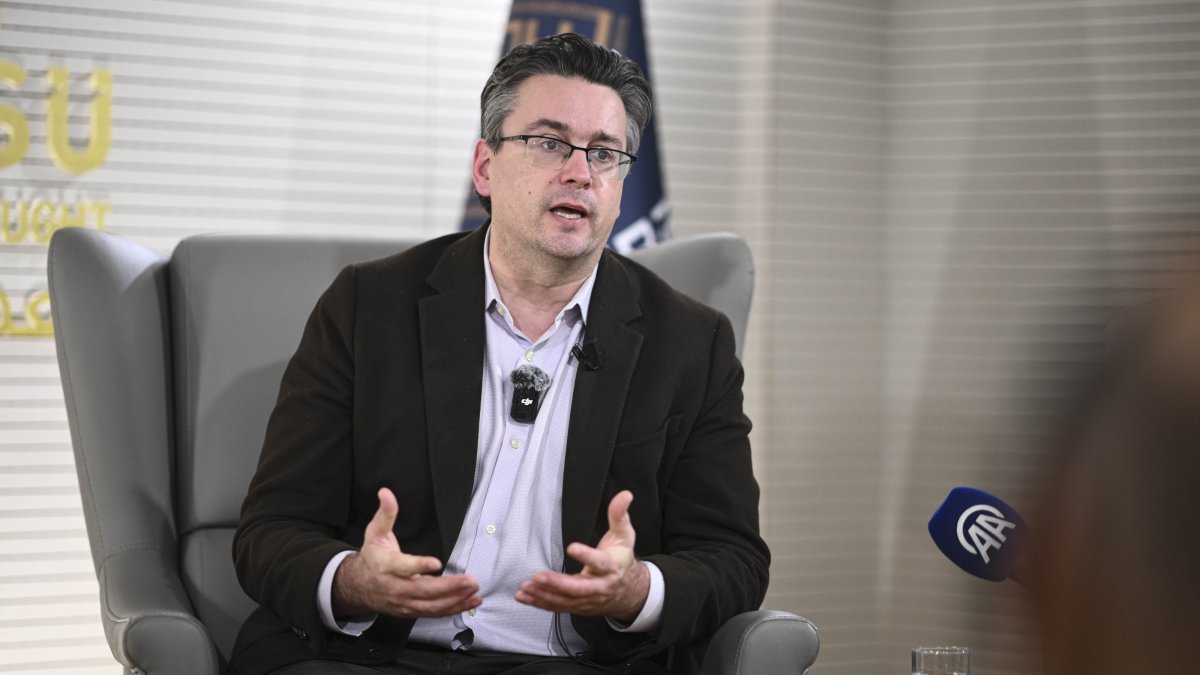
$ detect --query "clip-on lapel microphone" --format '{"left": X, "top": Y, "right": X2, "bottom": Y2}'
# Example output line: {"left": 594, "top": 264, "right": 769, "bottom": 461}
{"left": 510, "top": 364, "right": 551, "bottom": 423}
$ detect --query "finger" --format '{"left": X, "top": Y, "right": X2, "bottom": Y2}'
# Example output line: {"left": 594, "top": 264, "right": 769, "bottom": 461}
{"left": 515, "top": 587, "right": 573, "bottom": 612}
{"left": 515, "top": 580, "right": 601, "bottom": 613}
{"left": 364, "top": 487, "right": 399, "bottom": 544}
{"left": 401, "top": 592, "right": 483, "bottom": 618}
{"left": 565, "top": 543, "right": 617, "bottom": 575}
{"left": 377, "top": 551, "right": 444, "bottom": 578}
{"left": 382, "top": 576, "right": 482, "bottom": 618}
{"left": 387, "top": 573, "right": 479, "bottom": 600}
{"left": 523, "top": 571, "right": 607, "bottom": 599}
{"left": 515, "top": 584, "right": 574, "bottom": 612}
{"left": 606, "top": 490, "right": 635, "bottom": 537}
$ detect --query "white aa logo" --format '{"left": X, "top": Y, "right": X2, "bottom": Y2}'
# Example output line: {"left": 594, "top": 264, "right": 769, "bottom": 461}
{"left": 956, "top": 504, "right": 1016, "bottom": 564}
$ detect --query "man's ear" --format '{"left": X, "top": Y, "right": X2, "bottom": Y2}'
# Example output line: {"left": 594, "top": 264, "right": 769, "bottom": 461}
{"left": 472, "top": 138, "right": 492, "bottom": 199}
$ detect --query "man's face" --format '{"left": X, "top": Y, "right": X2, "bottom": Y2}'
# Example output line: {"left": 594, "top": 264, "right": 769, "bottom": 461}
{"left": 473, "top": 74, "right": 628, "bottom": 265}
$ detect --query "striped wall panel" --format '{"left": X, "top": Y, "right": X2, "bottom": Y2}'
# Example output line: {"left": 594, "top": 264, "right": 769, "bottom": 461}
{"left": 878, "top": 2, "right": 1199, "bottom": 674}
{"left": 3, "top": 1, "right": 1199, "bottom": 673}
{"left": 0, "top": 2, "right": 507, "bottom": 671}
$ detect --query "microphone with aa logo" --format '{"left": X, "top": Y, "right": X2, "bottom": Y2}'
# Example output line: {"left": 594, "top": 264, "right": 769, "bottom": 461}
{"left": 928, "top": 487, "right": 1030, "bottom": 584}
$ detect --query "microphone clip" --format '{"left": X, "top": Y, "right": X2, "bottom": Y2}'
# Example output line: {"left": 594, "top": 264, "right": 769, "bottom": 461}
{"left": 572, "top": 334, "right": 602, "bottom": 371}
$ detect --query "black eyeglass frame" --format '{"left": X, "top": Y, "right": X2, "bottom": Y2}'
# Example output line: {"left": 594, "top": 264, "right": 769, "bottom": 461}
{"left": 497, "top": 134, "right": 637, "bottom": 179}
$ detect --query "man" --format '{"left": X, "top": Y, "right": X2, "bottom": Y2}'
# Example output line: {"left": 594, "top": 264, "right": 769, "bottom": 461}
{"left": 230, "top": 33, "right": 768, "bottom": 675}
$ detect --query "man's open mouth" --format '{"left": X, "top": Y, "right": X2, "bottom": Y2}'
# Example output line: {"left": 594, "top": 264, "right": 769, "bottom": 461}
{"left": 549, "top": 204, "right": 588, "bottom": 220}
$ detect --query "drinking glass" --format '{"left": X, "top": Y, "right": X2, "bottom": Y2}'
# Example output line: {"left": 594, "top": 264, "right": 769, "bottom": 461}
{"left": 912, "top": 646, "right": 970, "bottom": 675}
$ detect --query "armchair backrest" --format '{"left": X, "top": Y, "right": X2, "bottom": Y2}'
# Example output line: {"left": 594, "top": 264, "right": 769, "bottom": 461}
{"left": 49, "top": 228, "right": 754, "bottom": 672}
{"left": 168, "top": 235, "right": 426, "bottom": 659}
{"left": 626, "top": 232, "right": 754, "bottom": 357}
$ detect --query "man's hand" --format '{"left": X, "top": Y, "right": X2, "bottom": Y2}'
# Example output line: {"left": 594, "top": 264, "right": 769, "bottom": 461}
{"left": 332, "top": 488, "right": 481, "bottom": 619}
{"left": 515, "top": 490, "right": 649, "bottom": 622}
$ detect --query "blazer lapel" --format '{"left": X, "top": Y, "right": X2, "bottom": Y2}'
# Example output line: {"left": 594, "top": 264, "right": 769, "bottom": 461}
{"left": 561, "top": 251, "right": 643, "bottom": 570}
{"left": 419, "top": 226, "right": 488, "bottom": 556}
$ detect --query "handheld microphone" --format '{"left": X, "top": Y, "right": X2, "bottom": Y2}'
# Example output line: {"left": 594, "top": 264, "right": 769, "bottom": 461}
{"left": 928, "top": 487, "right": 1030, "bottom": 583}
{"left": 510, "top": 365, "right": 551, "bottom": 423}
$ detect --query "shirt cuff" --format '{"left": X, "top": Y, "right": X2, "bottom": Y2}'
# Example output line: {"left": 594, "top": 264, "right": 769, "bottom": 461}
{"left": 317, "top": 550, "right": 378, "bottom": 636}
{"left": 606, "top": 561, "right": 664, "bottom": 634}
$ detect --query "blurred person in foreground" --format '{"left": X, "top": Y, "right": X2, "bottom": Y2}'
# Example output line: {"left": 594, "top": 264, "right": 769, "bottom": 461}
{"left": 227, "top": 33, "right": 768, "bottom": 675}
{"left": 1031, "top": 283, "right": 1200, "bottom": 675}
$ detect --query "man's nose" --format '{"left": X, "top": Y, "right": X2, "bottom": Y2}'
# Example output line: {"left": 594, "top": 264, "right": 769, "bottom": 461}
{"left": 559, "top": 148, "right": 593, "bottom": 186}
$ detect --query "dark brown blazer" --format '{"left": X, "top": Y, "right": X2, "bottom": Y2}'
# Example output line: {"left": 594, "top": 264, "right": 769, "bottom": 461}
{"left": 229, "top": 225, "right": 769, "bottom": 675}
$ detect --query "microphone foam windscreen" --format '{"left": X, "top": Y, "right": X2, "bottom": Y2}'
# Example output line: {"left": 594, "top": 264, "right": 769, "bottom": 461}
{"left": 510, "top": 364, "right": 551, "bottom": 392}
{"left": 928, "top": 486, "right": 1030, "bottom": 582}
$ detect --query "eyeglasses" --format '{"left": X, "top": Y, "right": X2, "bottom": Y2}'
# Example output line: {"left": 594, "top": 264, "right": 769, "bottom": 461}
{"left": 498, "top": 135, "right": 637, "bottom": 180}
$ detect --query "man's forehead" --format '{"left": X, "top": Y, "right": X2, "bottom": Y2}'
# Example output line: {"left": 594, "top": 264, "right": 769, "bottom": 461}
{"left": 508, "top": 75, "right": 626, "bottom": 142}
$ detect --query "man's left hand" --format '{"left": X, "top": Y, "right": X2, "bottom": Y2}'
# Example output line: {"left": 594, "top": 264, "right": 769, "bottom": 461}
{"left": 515, "top": 490, "right": 649, "bottom": 623}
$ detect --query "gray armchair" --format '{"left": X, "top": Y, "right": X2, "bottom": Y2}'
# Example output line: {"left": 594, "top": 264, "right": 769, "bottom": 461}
{"left": 48, "top": 228, "right": 819, "bottom": 675}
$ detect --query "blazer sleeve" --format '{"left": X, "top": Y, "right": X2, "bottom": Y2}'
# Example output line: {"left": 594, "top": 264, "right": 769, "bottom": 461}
{"left": 590, "top": 311, "right": 770, "bottom": 667}
{"left": 232, "top": 264, "right": 372, "bottom": 654}
{"left": 656, "top": 312, "right": 769, "bottom": 639}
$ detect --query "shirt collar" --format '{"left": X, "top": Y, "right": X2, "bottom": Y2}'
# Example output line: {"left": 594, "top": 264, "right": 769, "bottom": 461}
{"left": 482, "top": 228, "right": 599, "bottom": 326}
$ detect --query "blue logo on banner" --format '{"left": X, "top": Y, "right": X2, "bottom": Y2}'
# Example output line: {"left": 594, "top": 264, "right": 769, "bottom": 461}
{"left": 460, "top": 0, "right": 670, "bottom": 253}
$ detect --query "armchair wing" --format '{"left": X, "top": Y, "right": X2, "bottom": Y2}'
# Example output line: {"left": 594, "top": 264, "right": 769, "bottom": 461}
{"left": 49, "top": 229, "right": 221, "bottom": 674}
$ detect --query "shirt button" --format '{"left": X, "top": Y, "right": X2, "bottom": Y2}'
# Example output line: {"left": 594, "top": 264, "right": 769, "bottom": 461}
{"left": 524, "top": 350, "right": 535, "bottom": 362}
{"left": 468, "top": 608, "right": 477, "bottom": 617}
{"left": 497, "top": 306, "right": 506, "bottom": 316}
{"left": 485, "top": 523, "right": 497, "bottom": 535}
{"left": 510, "top": 438, "right": 520, "bottom": 449}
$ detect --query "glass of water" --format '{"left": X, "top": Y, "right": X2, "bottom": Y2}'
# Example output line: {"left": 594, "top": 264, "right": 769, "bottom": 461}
{"left": 912, "top": 646, "right": 970, "bottom": 675}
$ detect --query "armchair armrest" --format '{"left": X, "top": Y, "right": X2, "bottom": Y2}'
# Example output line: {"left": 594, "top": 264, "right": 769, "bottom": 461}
{"left": 99, "top": 548, "right": 220, "bottom": 675}
{"left": 700, "top": 610, "right": 820, "bottom": 675}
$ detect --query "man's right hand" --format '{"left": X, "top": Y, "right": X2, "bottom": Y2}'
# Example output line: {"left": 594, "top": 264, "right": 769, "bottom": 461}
{"left": 332, "top": 487, "right": 481, "bottom": 619}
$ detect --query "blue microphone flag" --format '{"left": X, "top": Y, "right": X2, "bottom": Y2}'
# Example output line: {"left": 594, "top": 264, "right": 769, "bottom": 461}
{"left": 928, "top": 486, "right": 1030, "bottom": 582}
{"left": 460, "top": 0, "right": 670, "bottom": 253}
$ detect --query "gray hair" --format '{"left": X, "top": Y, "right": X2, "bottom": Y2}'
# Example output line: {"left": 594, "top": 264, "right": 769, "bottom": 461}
{"left": 476, "top": 33, "right": 653, "bottom": 215}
